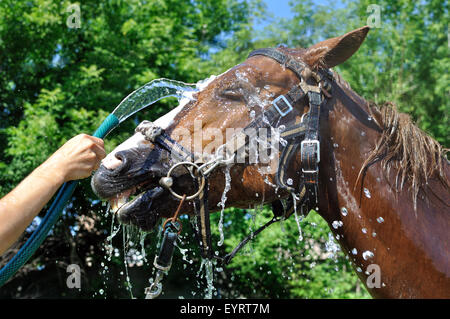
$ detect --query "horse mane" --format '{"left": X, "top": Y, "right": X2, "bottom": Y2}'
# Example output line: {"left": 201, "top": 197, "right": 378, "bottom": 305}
{"left": 361, "top": 101, "right": 449, "bottom": 209}
{"left": 330, "top": 70, "right": 449, "bottom": 209}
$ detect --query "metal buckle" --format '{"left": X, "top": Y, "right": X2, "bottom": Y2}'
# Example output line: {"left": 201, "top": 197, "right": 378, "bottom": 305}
{"left": 301, "top": 139, "right": 320, "bottom": 173}
{"left": 153, "top": 255, "right": 171, "bottom": 272}
{"left": 272, "top": 95, "right": 293, "bottom": 117}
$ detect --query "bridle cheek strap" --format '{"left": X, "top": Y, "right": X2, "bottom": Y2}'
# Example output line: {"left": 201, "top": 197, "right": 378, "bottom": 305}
{"left": 250, "top": 48, "right": 331, "bottom": 216}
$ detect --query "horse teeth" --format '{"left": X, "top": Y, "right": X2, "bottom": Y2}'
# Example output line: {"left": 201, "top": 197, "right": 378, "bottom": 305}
{"left": 117, "top": 195, "right": 128, "bottom": 208}
{"left": 110, "top": 199, "right": 119, "bottom": 213}
{"left": 109, "top": 190, "right": 133, "bottom": 214}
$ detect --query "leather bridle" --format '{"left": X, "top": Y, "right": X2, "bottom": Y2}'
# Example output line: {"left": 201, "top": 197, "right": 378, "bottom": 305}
{"left": 138, "top": 48, "right": 333, "bottom": 298}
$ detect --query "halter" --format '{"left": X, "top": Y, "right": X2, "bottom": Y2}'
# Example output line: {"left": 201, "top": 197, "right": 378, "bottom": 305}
{"left": 138, "top": 48, "right": 333, "bottom": 298}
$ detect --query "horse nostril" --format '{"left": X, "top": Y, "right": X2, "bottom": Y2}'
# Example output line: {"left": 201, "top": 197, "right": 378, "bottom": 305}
{"left": 112, "top": 151, "right": 130, "bottom": 173}
{"left": 101, "top": 151, "right": 129, "bottom": 172}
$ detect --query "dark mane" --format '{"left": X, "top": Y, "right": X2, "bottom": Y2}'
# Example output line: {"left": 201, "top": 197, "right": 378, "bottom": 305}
{"left": 362, "top": 101, "right": 449, "bottom": 209}
{"left": 331, "top": 70, "right": 449, "bottom": 209}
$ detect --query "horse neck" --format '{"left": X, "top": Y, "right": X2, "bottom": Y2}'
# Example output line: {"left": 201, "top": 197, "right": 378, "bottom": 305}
{"left": 315, "top": 81, "right": 450, "bottom": 298}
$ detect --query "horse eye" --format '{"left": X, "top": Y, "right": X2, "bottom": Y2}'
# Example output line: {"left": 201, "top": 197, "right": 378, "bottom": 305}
{"left": 220, "top": 88, "right": 243, "bottom": 101}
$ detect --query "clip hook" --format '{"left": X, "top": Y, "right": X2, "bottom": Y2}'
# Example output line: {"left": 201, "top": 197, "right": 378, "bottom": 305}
{"left": 145, "top": 270, "right": 164, "bottom": 299}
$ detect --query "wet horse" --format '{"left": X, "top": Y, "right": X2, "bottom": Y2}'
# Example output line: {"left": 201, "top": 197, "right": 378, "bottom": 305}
{"left": 92, "top": 26, "right": 450, "bottom": 298}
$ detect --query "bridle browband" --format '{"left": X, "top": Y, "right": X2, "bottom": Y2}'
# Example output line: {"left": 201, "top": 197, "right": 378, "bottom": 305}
{"left": 138, "top": 48, "right": 334, "bottom": 298}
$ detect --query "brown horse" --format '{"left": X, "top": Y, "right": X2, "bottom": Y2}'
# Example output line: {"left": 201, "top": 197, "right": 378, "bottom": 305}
{"left": 91, "top": 26, "right": 450, "bottom": 298}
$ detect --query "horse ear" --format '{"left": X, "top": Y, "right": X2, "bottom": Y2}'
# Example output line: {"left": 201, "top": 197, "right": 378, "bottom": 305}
{"left": 303, "top": 26, "right": 370, "bottom": 69}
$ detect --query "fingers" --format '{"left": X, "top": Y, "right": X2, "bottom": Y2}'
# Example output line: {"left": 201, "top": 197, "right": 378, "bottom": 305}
{"left": 81, "top": 135, "right": 106, "bottom": 170}
{"left": 77, "top": 133, "right": 104, "bottom": 148}
{"left": 90, "top": 143, "right": 106, "bottom": 170}
{"left": 90, "top": 142, "right": 106, "bottom": 160}
{"left": 73, "top": 134, "right": 107, "bottom": 174}
{"left": 86, "top": 135, "right": 105, "bottom": 148}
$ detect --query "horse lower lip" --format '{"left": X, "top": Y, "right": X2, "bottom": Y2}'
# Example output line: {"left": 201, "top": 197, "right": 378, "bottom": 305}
{"left": 116, "top": 187, "right": 163, "bottom": 220}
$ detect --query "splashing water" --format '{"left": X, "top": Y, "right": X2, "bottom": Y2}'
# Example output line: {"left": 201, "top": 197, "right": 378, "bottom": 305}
{"left": 104, "top": 211, "right": 122, "bottom": 264}
{"left": 178, "top": 245, "right": 194, "bottom": 265}
{"left": 122, "top": 228, "right": 134, "bottom": 298}
{"left": 363, "top": 188, "right": 371, "bottom": 198}
{"left": 112, "top": 79, "right": 198, "bottom": 124}
{"left": 217, "top": 165, "right": 232, "bottom": 247}
{"left": 291, "top": 193, "right": 303, "bottom": 241}
{"left": 362, "top": 250, "right": 374, "bottom": 260}
{"left": 107, "top": 214, "right": 121, "bottom": 244}
{"left": 332, "top": 220, "right": 343, "bottom": 229}
{"left": 325, "top": 232, "right": 340, "bottom": 262}
{"left": 197, "top": 258, "right": 216, "bottom": 299}
{"left": 139, "top": 232, "right": 147, "bottom": 263}
{"left": 263, "top": 176, "right": 278, "bottom": 190}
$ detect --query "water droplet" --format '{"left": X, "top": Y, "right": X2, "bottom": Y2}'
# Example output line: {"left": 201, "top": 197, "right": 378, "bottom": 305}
{"left": 352, "top": 248, "right": 358, "bottom": 255}
{"left": 286, "top": 178, "right": 293, "bottom": 186}
{"left": 362, "top": 228, "right": 367, "bottom": 234}
{"left": 362, "top": 250, "right": 374, "bottom": 260}
{"left": 325, "top": 233, "right": 340, "bottom": 262}
{"left": 368, "top": 116, "right": 373, "bottom": 121}
{"left": 341, "top": 207, "right": 348, "bottom": 216}
{"left": 333, "top": 143, "right": 339, "bottom": 148}
{"left": 217, "top": 166, "right": 232, "bottom": 247}
{"left": 377, "top": 217, "right": 384, "bottom": 223}
{"left": 363, "top": 188, "right": 371, "bottom": 198}
{"left": 361, "top": 131, "right": 366, "bottom": 137}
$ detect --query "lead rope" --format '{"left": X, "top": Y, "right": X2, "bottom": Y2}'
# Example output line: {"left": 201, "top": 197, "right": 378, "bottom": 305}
{"left": 145, "top": 194, "right": 186, "bottom": 299}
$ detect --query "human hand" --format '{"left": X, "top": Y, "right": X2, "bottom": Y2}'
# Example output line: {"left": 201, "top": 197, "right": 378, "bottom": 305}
{"left": 42, "top": 134, "right": 106, "bottom": 182}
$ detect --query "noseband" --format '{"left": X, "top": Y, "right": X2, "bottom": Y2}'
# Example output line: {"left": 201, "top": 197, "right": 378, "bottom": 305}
{"left": 137, "top": 48, "right": 333, "bottom": 298}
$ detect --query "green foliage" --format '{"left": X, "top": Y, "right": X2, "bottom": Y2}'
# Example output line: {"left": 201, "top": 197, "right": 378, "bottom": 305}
{"left": 0, "top": 0, "right": 446, "bottom": 299}
{"left": 207, "top": 207, "right": 369, "bottom": 298}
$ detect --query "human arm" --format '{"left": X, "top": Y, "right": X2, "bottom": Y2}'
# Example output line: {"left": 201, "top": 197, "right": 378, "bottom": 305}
{"left": 0, "top": 134, "right": 106, "bottom": 255}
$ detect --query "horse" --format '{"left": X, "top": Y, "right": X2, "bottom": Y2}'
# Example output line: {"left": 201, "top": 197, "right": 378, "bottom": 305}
{"left": 91, "top": 26, "right": 450, "bottom": 298}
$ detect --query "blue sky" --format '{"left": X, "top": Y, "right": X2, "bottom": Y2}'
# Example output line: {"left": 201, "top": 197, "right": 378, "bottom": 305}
{"left": 257, "top": 0, "right": 346, "bottom": 29}
{"left": 264, "top": 0, "right": 294, "bottom": 19}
